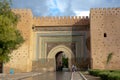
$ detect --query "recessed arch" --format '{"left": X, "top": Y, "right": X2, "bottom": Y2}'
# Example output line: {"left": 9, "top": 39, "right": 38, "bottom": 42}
{"left": 47, "top": 45, "right": 75, "bottom": 71}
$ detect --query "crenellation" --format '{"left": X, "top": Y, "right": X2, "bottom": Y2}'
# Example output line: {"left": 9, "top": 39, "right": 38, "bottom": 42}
{"left": 33, "top": 16, "right": 89, "bottom": 26}
{"left": 91, "top": 8, "right": 120, "bottom": 17}
{"left": 82, "top": 16, "right": 86, "bottom": 19}
{"left": 12, "top": 8, "right": 31, "bottom": 12}
{"left": 91, "top": 8, "right": 120, "bottom": 12}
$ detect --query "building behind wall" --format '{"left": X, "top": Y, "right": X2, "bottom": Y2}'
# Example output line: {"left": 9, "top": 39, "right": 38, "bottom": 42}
{"left": 2, "top": 8, "right": 120, "bottom": 73}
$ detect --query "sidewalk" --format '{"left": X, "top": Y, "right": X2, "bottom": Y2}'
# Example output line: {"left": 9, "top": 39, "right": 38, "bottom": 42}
{"left": 0, "top": 72, "right": 41, "bottom": 80}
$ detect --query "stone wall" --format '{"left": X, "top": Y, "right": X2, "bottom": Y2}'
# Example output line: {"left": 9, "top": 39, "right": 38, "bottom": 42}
{"left": 3, "top": 8, "right": 120, "bottom": 73}
{"left": 90, "top": 8, "right": 120, "bottom": 70}
{"left": 32, "top": 28, "right": 90, "bottom": 71}
{"left": 3, "top": 9, "right": 89, "bottom": 73}
{"left": 4, "top": 9, "right": 33, "bottom": 73}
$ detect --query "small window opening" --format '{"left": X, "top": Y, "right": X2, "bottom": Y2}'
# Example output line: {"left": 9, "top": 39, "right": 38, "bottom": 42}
{"left": 32, "top": 26, "right": 34, "bottom": 30}
{"left": 104, "top": 33, "right": 107, "bottom": 37}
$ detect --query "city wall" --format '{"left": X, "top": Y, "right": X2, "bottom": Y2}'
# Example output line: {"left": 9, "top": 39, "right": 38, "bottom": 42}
{"left": 3, "top": 9, "right": 89, "bottom": 73}
{"left": 4, "top": 9, "right": 33, "bottom": 73}
{"left": 3, "top": 8, "right": 120, "bottom": 73}
{"left": 90, "top": 8, "right": 120, "bottom": 69}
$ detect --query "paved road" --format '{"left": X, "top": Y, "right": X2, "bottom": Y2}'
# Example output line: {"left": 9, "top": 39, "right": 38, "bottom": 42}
{"left": 0, "top": 72, "right": 84, "bottom": 80}
{"left": 24, "top": 72, "right": 72, "bottom": 80}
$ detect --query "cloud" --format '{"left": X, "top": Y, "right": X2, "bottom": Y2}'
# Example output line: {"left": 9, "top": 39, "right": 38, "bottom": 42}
{"left": 47, "top": 0, "right": 75, "bottom": 16}
{"left": 11, "top": 0, "right": 120, "bottom": 16}
{"left": 55, "top": 0, "right": 70, "bottom": 12}
{"left": 75, "top": 11, "right": 90, "bottom": 16}
{"left": 12, "top": 0, "right": 49, "bottom": 16}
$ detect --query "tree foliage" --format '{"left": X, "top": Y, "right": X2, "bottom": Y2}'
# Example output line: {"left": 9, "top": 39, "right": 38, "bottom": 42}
{"left": 0, "top": 0, "right": 24, "bottom": 63}
{"left": 62, "top": 55, "right": 68, "bottom": 68}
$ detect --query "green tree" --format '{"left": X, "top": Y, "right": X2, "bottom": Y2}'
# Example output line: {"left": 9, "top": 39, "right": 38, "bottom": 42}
{"left": 62, "top": 55, "right": 68, "bottom": 68}
{"left": 0, "top": 0, "right": 24, "bottom": 63}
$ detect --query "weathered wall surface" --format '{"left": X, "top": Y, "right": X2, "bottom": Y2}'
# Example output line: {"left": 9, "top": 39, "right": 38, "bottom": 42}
{"left": 4, "top": 9, "right": 33, "bottom": 73}
{"left": 3, "top": 9, "right": 89, "bottom": 73}
{"left": 4, "top": 8, "right": 120, "bottom": 73}
{"left": 32, "top": 15, "right": 90, "bottom": 71}
{"left": 90, "top": 8, "right": 120, "bottom": 69}
{"left": 32, "top": 27, "right": 90, "bottom": 71}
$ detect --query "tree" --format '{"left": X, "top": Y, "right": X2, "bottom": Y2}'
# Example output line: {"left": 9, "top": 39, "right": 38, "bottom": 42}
{"left": 0, "top": 0, "right": 24, "bottom": 63}
{"left": 62, "top": 55, "right": 68, "bottom": 68}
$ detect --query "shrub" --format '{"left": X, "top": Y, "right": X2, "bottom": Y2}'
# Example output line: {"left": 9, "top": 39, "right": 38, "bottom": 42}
{"left": 89, "top": 69, "right": 103, "bottom": 76}
{"left": 110, "top": 70, "right": 120, "bottom": 73}
{"left": 99, "top": 72, "right": 110, "bottom": 80}
{"left": 108, "top": 72, "right": 120, "bottom": 80}
{"left": 89, "top": 69, "right": 120, "bottom": 80}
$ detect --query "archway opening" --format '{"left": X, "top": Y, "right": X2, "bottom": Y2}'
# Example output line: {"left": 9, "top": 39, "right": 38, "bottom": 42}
{"left": 55, "top": 51, "right": 63, "bottom": 71}
{"left": 0, "top": 63, "right": 3, "bottom": 73}
{"left": 47, "top": 45, "right": 75, "bottom": 71}
{"left": 55, "top": 51, "right": 68, "bottom": 71}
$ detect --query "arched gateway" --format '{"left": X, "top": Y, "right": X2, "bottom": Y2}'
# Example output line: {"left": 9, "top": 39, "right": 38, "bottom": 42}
{"left": 3, "top": 9, "right": 90, "bottom": 73}
{"left": 32, "top": 26, "right": 90, "bottom": 72}
{"left": 47, "top": 45, "right": 75, "bottom": 71}
{"left": 3, "top": 8, "right": 120, "bottom": 73}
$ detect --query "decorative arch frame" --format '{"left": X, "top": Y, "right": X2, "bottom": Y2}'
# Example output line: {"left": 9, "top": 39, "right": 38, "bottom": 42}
{"left": 47, "top": 45, "right": 75, "bottom": 71}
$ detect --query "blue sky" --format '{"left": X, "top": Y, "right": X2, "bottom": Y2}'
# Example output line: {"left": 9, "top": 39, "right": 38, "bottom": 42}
{"left": 11, "top": 0, "right": 120, "bottom": 16}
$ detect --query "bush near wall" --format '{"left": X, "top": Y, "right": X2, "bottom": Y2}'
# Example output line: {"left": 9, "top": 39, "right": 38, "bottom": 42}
{"left": 89, "top": 69, "right": 120, "bottom": 80}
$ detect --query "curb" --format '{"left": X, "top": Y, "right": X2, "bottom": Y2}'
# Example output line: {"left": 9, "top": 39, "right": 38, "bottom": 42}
{"left": 71, "top": 72, "right": 73, "bottom": 80}
{"left": 79, "top": 72, "right": 87, "bottom": 80}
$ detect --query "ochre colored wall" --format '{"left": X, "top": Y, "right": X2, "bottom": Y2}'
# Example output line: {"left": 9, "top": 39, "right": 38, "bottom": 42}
{"left": 33, "top": 16, "right": 89, "bottom": 26}
{"left": 3, "top": 8, "right": 120, "bottom": 73}
{"left": 3, "top": 9, "right": 89, "bottom": 73}
{"left": 4, "top": 9, "right": 33, "bottom": 73}
{"left": 90, "top": 8, "right": 120, "bottom": 70}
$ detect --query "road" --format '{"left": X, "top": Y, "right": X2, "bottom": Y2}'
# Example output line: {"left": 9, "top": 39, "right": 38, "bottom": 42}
{"left": 24, "top": 72, "right": 72, "bottom": 80}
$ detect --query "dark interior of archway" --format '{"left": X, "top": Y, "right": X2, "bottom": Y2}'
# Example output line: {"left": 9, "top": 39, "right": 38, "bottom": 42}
{"left": 0, "top": 63, "right": 3, "bottom": 73}
{"left": 55, "top": 51, "right": 63, "bottom": 71}
{"left": 55, "top": 51, "right": 63, "bottom": 58}
{"left": 55, "top": 51, "right": 68, "bottom": 71}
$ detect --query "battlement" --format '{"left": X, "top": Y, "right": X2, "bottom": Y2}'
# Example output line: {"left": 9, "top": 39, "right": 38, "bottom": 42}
{"left": 90, "top": 8, "right": 120, "bottom": 18}
{"left": 11, "top": 9, "right": 89, "bottom": 26}
{"left": 90, "top": 8, "right": 120, "bottom": 14}
{"left": 33, "top": 16, "right": 89, "bottom": 26}
{"left": 33, "top": 16, "right": 89, "bottom": 20}
{"left": 12, "top": 9, "right": 33, "bottom": 17}
{"left": 12, "top": 8, "right": 32, "bottom": 12}
{"left": 91, "top": 8, "right": 120, "bottom": 11}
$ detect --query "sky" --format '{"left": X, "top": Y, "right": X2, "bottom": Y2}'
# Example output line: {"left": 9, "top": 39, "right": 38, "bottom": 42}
{"left": 11, "top": 0, "right": 120, "bottom": 16}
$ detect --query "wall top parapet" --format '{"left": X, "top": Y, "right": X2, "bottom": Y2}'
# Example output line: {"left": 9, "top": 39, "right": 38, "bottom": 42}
{"left": 12, "top": 8, "right": 33, "bottom": 16}
{"left": 90, "top": 8, "right": 120, "bottom": 16}
{"left": 33, "top": 16, "right": 89, "bottom": 20}
{"left": 33, "top": 16, "right": 89, "bottom": 26}
{"left": 12, "top": 8, "right": 32, "bottom": 12}
{"left": 90, "top": 8, "right": 120, "bottom": 11}
{"left": 12, "top": 8, "right": 90, "bottom": 26}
